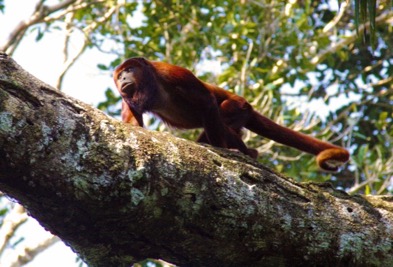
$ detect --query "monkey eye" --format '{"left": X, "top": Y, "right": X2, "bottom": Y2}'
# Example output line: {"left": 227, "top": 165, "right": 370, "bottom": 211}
{"left": 124, "top": 66, "right": 135, "bottom": 72}
{"left": 117, "top": 67, "right": 134, "bottom": 81}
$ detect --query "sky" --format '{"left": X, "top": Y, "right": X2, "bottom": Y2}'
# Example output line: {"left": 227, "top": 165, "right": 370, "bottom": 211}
{"left": 0, "top": 0, "right": 116, "bottom": 107}
{"left": 0, "top": 1, "right": 112, "bottom": 266}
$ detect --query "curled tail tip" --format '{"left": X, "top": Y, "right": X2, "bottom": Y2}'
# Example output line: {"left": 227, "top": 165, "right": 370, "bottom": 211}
{"left": 316, "top": 148, "right": 350, "bottom": 172}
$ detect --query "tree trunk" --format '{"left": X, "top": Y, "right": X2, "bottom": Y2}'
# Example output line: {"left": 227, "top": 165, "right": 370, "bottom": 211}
{"left": 0, "top": 53, "right": 392, "bottom": 267}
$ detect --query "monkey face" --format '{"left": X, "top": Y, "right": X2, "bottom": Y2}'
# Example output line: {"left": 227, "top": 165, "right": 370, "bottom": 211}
{"left": 114, "top": 57, "right": 150, "bottom": 98}
{"left": 116, "top": 67, "right": 137, "bottom": 97}
{"left": 113, "top": 57, "right": 160, "bottom": 114}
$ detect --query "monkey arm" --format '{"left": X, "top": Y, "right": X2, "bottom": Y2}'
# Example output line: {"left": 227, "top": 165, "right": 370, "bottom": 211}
{"left": 121, "top": 99, "right": 143, "bottom": 127}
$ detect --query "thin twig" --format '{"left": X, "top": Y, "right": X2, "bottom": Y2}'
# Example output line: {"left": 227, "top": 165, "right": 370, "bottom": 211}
{"left": 7, "top": 235, "right": 60, "bottom": 267}
{"left": 0, "top": 204, "right": 28, "bottom": 255}
{"left": 0, "top": 0, "right": 78, "bottom": 54}
{"left": 311, "top": 11, "right": 393, "bottom": 65}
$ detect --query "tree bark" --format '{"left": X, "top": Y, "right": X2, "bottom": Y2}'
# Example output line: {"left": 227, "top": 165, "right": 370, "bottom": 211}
{"left": 0, "top": 53, "right": 392, "bottom": 267}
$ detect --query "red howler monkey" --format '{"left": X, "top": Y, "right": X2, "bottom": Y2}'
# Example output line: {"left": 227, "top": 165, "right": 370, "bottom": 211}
{"left": 113, "top": 57, "right": 349, "bottom": 171}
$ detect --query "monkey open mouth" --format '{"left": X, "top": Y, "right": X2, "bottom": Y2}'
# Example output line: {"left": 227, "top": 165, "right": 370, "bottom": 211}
{"left": 121, "top": 82, "right": 135, "bottom": 95}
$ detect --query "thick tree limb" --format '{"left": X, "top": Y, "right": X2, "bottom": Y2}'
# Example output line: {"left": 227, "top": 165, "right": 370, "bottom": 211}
{"left": 0, "top": 54, "right": 392, "bottom": 267}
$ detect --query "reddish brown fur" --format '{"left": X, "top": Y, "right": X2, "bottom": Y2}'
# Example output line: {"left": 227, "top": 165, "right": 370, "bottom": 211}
{"left": 114, "top": 57, "right": 349, "bottom": 171}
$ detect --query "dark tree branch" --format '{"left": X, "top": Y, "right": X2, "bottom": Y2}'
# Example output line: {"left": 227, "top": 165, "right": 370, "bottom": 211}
{"left": 0, "top": 53, "right": 392, "bottom": 267}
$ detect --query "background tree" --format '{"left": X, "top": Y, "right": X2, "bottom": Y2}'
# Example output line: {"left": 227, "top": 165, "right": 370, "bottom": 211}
{"left": 0, "top": 0, "right": 392, "bottom": 266}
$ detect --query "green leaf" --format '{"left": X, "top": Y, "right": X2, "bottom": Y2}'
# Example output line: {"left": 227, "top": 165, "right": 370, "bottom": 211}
{"left": 35, "top": 28, "right": 44, "bottom": 41}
